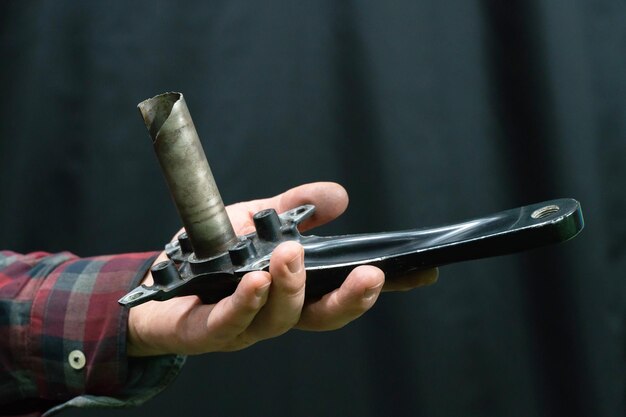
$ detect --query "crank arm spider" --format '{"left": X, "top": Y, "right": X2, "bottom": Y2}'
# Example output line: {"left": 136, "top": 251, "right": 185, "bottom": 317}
{"left": 118, "top": 92, "right": 584, "bottom": 307}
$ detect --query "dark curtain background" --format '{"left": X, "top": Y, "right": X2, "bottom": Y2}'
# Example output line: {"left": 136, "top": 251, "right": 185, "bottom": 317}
{"left": 1, "top": 1, "right": 624, "bottom": 416}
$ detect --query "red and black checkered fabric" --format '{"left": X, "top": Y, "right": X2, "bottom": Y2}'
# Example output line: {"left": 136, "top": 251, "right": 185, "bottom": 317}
{"left": 0, "top": 250, "right": 157, "bottom": 415}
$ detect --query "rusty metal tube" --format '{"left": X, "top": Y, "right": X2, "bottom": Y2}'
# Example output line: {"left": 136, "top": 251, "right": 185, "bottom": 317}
{"left": 138, "top": 92, "right": 237, "bottom": 259}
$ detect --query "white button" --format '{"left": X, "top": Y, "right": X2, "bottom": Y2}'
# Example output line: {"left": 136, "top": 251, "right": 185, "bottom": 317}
{"left": 68, "top": 350, "right": 86, "bottom": 370}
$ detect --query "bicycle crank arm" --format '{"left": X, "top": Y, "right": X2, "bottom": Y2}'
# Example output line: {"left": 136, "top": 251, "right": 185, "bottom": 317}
{"left": 119, "top": 92, "right": 584, "bottom": 307}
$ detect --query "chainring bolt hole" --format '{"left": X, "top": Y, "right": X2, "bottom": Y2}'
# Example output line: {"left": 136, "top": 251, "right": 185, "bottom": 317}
{"left": 531, "top": 205, "right": 560, "bottom": 219}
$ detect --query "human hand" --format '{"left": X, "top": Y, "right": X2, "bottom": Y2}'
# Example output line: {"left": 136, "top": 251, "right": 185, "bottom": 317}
{"left": 127, "top": 182, "right": 438, "bottom": 356}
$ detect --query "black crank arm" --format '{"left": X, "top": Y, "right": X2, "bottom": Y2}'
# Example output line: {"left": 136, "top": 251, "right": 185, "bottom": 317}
{"left": 118, "top": 92, "right": 584, "bottom": 307}
{"left": 297, "top": 198, "right": 582, "bottom": 299}
{"left": 119, "top": 198, "right": 583, "bottom": 306}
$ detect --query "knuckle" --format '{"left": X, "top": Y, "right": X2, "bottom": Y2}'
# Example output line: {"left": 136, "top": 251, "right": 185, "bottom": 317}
{"left": 232, "top": 292, "right": 263, "bottom": 313}
{"left": 280, "top": 281, "right": 306, "bottom": 298}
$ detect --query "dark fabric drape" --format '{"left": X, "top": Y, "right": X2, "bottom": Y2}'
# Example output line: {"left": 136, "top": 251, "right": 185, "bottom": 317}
{"left": 1, "top": 1, "right": 624, "bottom": 416}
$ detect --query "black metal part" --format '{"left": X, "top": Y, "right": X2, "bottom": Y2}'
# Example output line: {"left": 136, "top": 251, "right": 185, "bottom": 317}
{"left": 151, "top": 260, "right": 181, "bottom": 287}
{"left": 119, "top": 91, "right": 584, "bottom": 308}
{"left": 119, "top": 199, "right": 584, "bottom": 307}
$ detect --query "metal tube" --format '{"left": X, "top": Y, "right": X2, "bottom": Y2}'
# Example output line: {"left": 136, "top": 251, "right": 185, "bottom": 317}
{"left": 138, "top": 92, "right": 237, "bottom": 259}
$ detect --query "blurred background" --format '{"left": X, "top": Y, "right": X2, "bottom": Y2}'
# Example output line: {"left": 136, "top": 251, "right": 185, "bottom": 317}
{"left": 0, "top": 1, "right": 624, "bottom": 416}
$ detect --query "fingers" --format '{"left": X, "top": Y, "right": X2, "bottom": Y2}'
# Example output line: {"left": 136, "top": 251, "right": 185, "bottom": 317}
{"left": 382, "top": 268, "right": 439, "bottom": 292}
{"left": 185, "top": 263, "right": 437, "bottom": 351}
{"left": 296, "top": 265, "right": 385, "bottom": 331}
{"left": 226, "top": 182, "right": 349, "bottom": 234}
{"left": 129, "top": 256, "right": 438, "bottom": 355}
{"left": 244, "top": 241, "right": 306, "bottom": 340}
{"left": 275, "top": 183, "right": 349, "bottom": 231}
{"left": 139, "top": 271, "right": 272, "bottom": 355}
{"left": 196, "top": 271, "right": 272, "bottom": 352}
{"left": 193, "top": 241, "right": 305, "bottom": 352}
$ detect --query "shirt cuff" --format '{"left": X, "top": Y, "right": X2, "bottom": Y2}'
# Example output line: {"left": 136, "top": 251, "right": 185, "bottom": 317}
{"left": 23, "top": 251, "right": 185, "bottom": 415}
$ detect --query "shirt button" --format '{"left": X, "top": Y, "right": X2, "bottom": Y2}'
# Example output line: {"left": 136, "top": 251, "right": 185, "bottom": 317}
{"left": 68, "top": 350, "right": 86, "bottom": 370}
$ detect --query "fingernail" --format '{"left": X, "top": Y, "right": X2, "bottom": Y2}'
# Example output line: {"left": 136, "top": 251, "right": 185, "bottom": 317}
{"left": 286, "top": 251, "right": 304, "bottom": 274}
{"left": 255, "top": 282, "right": 271, "bottom": 298}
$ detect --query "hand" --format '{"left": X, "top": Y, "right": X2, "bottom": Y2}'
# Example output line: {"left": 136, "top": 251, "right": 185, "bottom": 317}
{"left": 127, "top": 182, "right": 438, "bottom": 356}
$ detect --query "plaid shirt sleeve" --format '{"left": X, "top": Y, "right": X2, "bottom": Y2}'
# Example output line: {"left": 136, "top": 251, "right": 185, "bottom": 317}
{"left": 0, "top": 250, "right": 185, "bottom": 416}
